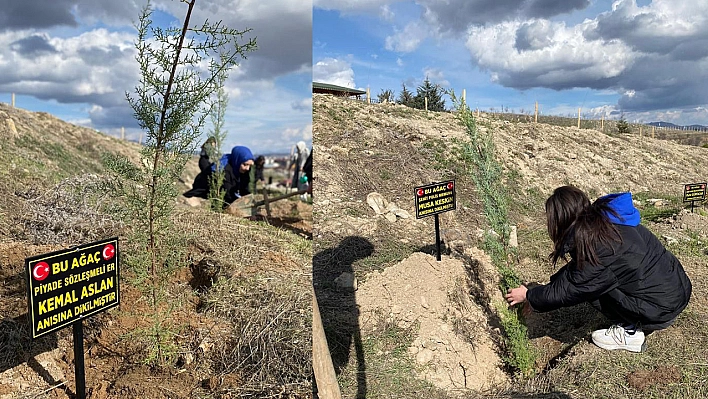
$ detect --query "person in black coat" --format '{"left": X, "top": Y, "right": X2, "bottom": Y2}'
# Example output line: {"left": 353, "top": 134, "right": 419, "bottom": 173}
{"left": 303, "top": 148, "right": 312, "bottom": 194}
{"left": 183, "top": 137, "right": 217, "bottom": 199}
{"left": 505, "top": 186, "right": 692, "bottom": 352}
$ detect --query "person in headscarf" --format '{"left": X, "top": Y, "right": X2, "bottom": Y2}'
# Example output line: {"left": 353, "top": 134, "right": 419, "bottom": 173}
{"left": 183, "top": 144, "right": 254, "bottom": 206}
{"left": 219, "top": 145, "right": 255, "bottom": 204}
{"left": 289, "top": 141, "right": 310, "bottom": 192}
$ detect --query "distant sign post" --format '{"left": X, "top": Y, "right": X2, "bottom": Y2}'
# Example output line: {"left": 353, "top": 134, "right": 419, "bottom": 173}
{"left": 683, "top": 183, "right": 706, "bottom": 213}
{"left": 26, "top": 237, "right": 120, "bottom": 399}
{"left": 415, "top": 180, "right": 456, "bottom": 261}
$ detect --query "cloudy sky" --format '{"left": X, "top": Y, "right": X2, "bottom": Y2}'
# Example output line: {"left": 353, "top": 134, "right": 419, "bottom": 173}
{"left": 0, "top": 0, "right": 312, "bottom": 155}
{"left": 314, "top": 0, "right": 708, "bottom": 126}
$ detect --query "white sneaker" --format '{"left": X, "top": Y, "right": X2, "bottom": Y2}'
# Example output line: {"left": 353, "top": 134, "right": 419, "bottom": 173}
{"left": 591, "top": 324, "right": 646, "bottom": 352}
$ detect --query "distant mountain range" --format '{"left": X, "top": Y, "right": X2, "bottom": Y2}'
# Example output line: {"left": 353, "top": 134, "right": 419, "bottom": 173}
{"left": 647, "top": 121, "right": 708, "bottom": 131}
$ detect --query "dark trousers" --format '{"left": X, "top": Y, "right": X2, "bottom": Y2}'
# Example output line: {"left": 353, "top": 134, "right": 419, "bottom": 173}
{"left": 589, "top": 296, "right": 677, "bottom": 333}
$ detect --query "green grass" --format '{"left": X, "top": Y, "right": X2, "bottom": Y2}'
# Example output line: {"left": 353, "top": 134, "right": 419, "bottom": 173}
{"left": 344, "top": 206, "right": 365, "bottom": 217}
{"left": 337, "top": 316, "right": 451, "bottom": 399}
{"left": 545, "top": 307, "right": 708, "bottom": 398}
{"left": 379, "top": 169, "right": 393, "bottom": 180}
{"left": 668, "top": 229, "right": 705, "bottom": 257}
{"left": 631, "top": 192, "right": 683, "bottom": 223}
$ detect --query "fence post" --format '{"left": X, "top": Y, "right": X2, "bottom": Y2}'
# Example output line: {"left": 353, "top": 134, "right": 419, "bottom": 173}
{"left": 121, "top": 127, "right": 125, "bottom": 141}
{"left": 601, "top": 115, "right": 604, "bottom": 132}
{"left": 534, "top": 102, "right": 538, "bottom": 123}
{"left": 462, "top": 89, "right": 466, "bottom": 105}
{"left": 366, "top": 87, "right": 370, "bottom": 104}
{"left": 11, "top": 93, "right": 15, "bottom": 108}
{"left": 425, "top": 96, "right": 428, "bottom": 112}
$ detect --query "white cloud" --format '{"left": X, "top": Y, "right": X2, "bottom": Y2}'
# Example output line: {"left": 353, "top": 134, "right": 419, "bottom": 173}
{"left": 282, "top": 123, "right": 313, "bottom": 141}
{"left": 291, "top": 97, "right": 312, "bottom": 112}
{"left": 465, "top": 20, "right": 635, "bottom": 90}
{"left": 314, "top": 0, "right": 400, "bottom": 13}
{"left": 385, "top": 20, "right": 427, "bottom": 53}
{"left": 396, "top": 57, "right": 404, "bottom": 67}
{"left": 152, "top": 0, "right": 311, "bottom": 81}
{"left": 422, "top": 67, "right": 449, "bottom": 86}
{"left": 313, "top": 57, "right": 356, "bottom": 87}
{"left": 0, "top": 28, "right": 138, "bottom": 108}
{"left": 380, "top": 5, "right": 395, "bottom": 21}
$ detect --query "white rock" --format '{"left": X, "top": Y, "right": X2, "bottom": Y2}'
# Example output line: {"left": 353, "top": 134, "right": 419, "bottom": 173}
{"left": 509, "top": 225, "right": 518, "bottom": 248}
{"left": 367, "top": 192, "right": 388, "bottom": 214}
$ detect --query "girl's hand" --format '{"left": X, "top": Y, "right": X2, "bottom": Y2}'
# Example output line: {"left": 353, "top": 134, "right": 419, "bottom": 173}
{"left": 505, "top": 285, "right": 528, "bottom": 307}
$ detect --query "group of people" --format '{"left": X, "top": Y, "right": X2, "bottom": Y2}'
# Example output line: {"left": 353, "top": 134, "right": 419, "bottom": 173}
{"left": 183, "top": 138, "right": 312, "bottom": 207}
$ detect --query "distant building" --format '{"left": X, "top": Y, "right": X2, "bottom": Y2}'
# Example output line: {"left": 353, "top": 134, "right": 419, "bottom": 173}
{"left": 313, "top": 82, "right": 367, "bottom": 99}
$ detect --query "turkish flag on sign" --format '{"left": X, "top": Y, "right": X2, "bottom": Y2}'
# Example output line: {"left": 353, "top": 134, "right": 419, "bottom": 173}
{"left": 102, "top": 244, "right": 115, "bottom": 261}
{"left": 33, "top": 262, "right": 50, "bottom": 281}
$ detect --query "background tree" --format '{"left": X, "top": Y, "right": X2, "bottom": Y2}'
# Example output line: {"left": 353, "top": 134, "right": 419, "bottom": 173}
{"left": 377, "top": 88, "right": 395, "bottom": 103}
{"left": 413, "top": 77, "right": 446, "bottom": 111}
{"left": 617, "top": 113, "right": 631, "bottom": 134}
{"left": 397, "top": 83, "right": 414, "bottom": 107}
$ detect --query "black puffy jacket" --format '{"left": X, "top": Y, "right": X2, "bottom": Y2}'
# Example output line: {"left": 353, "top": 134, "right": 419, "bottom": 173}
{"left": 527, "top": 223, "right": 692, "bottom": 327}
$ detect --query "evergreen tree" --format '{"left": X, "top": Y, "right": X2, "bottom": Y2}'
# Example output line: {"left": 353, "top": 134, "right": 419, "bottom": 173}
{"left": 107, "top": 0, "right": 256, "bottom": 287}
{"left": 413, "top": 77, "right": 446, "bottom": 111}
{"left": 377, "top": 88, "right": 395, "bottom": 103}
{"left": 617, "top": 114, "right": 631, "bottom": 134}
{"left": 397, "top": 83, "right": 414, "bottom": 107}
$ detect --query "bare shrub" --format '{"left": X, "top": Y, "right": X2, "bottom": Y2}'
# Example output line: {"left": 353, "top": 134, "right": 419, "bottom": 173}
{"left": 16, "top": 174, "right": 123, "bottom": 246}
{"left": 200, "top": 273, "right": 312, "bottom": 397}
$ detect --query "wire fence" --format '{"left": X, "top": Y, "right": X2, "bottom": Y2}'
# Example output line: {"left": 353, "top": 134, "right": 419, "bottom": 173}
{"left": 337, "top": 94, "right": 708, "bottom": 147}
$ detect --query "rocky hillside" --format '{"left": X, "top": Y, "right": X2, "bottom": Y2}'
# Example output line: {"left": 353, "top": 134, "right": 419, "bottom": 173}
{"left": 0, "top": 103, "right": 312, "bottom": 399}
{"left": 313, "top": 93, "right": 708, "bottom": 398}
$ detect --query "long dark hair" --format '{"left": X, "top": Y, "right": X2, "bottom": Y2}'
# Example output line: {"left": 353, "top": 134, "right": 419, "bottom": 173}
{"left": 546, "top": 186, "right": 621, "bottom": 269}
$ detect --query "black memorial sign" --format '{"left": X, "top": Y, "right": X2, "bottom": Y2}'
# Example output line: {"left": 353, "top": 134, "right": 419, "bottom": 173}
{"left": 26, "top": 237, "right": 120, "bottom": 339}
{"left": 683, "top": 183, "right": 707, "bottom": 202}
{"left": 415, "top": 180, "right": 456, "bottom": 219}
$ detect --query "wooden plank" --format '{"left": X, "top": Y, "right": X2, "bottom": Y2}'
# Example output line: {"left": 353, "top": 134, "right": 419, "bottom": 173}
{"left": 312, "top": 289, "right": 342, "bottom": 399}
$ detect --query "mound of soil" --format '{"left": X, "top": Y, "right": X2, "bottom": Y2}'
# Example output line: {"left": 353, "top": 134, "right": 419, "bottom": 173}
{"left": 357, "top": 252, "right": 508, "bottom": 391}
